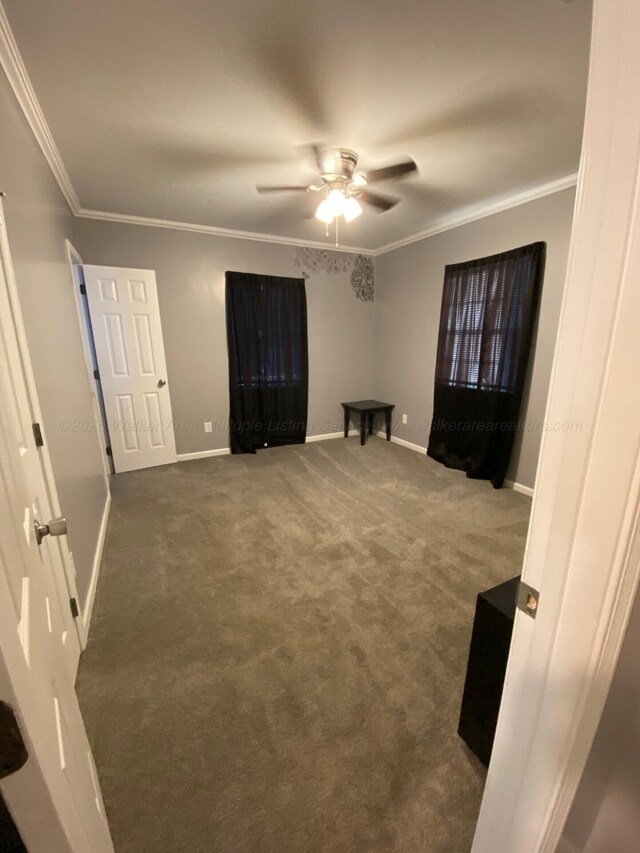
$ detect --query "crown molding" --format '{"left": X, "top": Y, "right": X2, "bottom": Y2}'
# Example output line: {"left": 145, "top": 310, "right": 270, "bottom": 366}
{"left": 0, "top": 3, "right": 80, "bottom": 213}
{"left": 0, "top": 2, "right": 577, "bottom": 258}
{"left": 374, "top": 173, "right": 578, "bottom": 255}
{"left": 75, "top": 207, "right": 373, "bottom": 254}
{"left": 76, "top": 172, "right": 577, "bottom": 257}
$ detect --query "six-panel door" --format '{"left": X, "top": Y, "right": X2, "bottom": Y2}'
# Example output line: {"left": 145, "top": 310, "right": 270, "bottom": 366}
{"left": 83, "top": 266, "right": 177, "bottom": 473}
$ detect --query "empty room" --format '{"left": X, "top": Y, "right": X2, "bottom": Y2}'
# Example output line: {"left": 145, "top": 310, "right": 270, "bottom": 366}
{"left": 1, "top": 2, "right": 640, "bottom": 852}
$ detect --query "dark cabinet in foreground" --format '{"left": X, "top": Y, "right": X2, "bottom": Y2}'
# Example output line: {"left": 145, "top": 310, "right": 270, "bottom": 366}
{"left": 458, "top": 575, "right": 519, "bottom": 767}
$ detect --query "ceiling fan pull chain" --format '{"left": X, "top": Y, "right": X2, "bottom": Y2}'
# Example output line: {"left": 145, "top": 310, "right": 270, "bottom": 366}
{"left": 335, "top": 215, "right": 339, "bottom": 248}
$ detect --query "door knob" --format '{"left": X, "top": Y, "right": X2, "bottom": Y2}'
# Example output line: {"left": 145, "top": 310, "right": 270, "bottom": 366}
{"left": 157, "top": 379, "right": 166, "bottom": 388}
{"left": 34, "top": 516, "right": 67, "bottom": 546}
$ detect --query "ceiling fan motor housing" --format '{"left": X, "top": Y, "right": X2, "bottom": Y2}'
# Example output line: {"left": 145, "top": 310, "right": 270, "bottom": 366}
{"left": 319, "top": 148, "right": 358, "bottom": 183}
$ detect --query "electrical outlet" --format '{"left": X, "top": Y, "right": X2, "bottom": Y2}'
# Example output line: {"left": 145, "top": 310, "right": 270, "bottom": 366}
{"left": 204, "top": 421, "right": 212, "bottom": 433}
{"left": 402, "top": 413, "right": 408, "bottom": 425}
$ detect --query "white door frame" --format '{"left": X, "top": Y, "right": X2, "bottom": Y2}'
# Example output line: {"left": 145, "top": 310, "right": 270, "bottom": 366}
{"left": 63, "top": 242, "right": 112, "bottom": 638}
{"left": 65, "top": 240, "right": 113, "bottom": 482}
{"left": 473, "top": 1, "right": 640, "bottom": 850}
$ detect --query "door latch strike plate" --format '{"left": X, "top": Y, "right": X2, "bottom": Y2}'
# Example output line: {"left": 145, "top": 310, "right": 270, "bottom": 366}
{"left": 517, "top": 581, "right": 540, "bottom": 619}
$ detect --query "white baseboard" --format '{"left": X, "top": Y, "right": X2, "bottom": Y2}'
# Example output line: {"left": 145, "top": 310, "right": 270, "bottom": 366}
{"left": 305, "top": 431, "right": 343, "bottom": 443}
{"left": 177, "top": 447, "right": 231, "bottom": 461}
{"left": 178, "top": 433, "right": 344, "bottom": 460}
{"left": 82, "top": 488, "right": 111, "bottom": 640}
{"left": 375, "top": 430, "right": 427, "bottom": 454}
{"left": 375, "top": 432, "right": 536, "bottom": 496}
{"left": 504, "top": 479, "right": 535, "bottom": 498}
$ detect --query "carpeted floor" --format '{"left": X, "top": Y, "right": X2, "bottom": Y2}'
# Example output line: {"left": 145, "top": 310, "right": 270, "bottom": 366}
{"left": 76, "top": 438, "right": 531, "bottom": 853}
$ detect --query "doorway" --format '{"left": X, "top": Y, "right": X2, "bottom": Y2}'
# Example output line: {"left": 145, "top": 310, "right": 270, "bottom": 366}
{"left": 66, "top": 243, "right": 113, "bottom": 478}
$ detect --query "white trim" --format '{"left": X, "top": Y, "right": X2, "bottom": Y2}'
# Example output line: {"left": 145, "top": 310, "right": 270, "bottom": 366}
{"left": 0, "top": 4, "right": 79, "bottom": 213}
{"left": 176, "top": 448, "right": 230, "bottom": 461}
{"left": 74, "top": 175, "right": 576, "bottom": 255}
{"left": 375, "top": 174, "right": 579, "bottom": 255}
{"left": 81, "top": 490, "right": 110, "bottom": 638}
{"left": 503, "top": 479, "right": 535, "bottom": 498}
{"left": 375, "top": 430, "right": 533, "bottom": 498}
{"left": 305, "top": 431, "right": 343, "bottom": 443}
{"left": 0, "top": 2, "right": 577, "bottom": 258}
{"left": 374, "top": 430, "right": 426, "bottom": 454}
{"left": 75, "top": 208, "right": 373, "bottom": 255}
{"left": 376, "top": 433, "right": 536, "bottom": 497}
{"left": 176, "top": 433, "right": 345, "bottom": 461}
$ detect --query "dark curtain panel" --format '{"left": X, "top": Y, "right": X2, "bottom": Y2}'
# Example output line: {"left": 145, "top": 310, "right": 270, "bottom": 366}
{"left": 225, "top": 271, "right": 308, "bottom": 454}
{"left": 427, "top": 242, "right": 545, "bottom": 488}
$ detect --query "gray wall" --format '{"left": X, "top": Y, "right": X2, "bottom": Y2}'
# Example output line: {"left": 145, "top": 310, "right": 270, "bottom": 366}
{"left": 0, "top": 69, "right": 108, "bottom": 607}
{"left": 373, "top": 188, "right": 576, "bottom": 489}
{"left": 559, "top": 585, "right": 640, "bottom": 853}
{"left": 73, "top": 220, "right": 375, "bottom": 454}
{"left": 0, "top": 40, "right": 574, "bottom": 620}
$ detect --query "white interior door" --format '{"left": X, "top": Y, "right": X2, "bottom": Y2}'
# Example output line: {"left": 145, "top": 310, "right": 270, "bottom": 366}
{"left": 83, "top": 265, "right": 177, "bottom": 473}
{"left": 472, "top": 1, "right": 640, "bottom": 850}
{"left": 0, "top": 243, "right": 113, "bottom": 850}
{"left": 0, "top": 214, "right": 84, "bottom": 677}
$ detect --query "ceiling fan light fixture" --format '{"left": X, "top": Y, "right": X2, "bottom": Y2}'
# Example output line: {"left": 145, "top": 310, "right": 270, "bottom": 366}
{"left": 315, "top": 198, "right": 334, "bottom": 224}
{"left": 326, "top": 188, "right": 347, "bottom": 218}
{"left": 343, "top": 197, "right": 363, "bottom": 222}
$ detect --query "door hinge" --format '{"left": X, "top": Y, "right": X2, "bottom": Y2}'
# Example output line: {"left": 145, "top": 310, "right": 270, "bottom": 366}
{"left": 79, "top": 283, "right": 86, "bottom": 295}
{"left": 106, "top": 446, "right": 112, "bottom": 457}
{"left": 32, "top": 422, "right": 44, "bottom": 447}
{"left": 0, "top": 701, "right": 28, "bottom": 780}
{"left": 517, "top": 581, "right": 540, "bottom": 619}
{"left": 93, "top": 369, "right": 100, "bottom": 381}
{"left": 70, "top": 597, "right": 79, "bottom": 618}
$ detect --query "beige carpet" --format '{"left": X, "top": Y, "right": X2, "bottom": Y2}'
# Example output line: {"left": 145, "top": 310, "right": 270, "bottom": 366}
{"left": 76, "top": 438, "right": 531, "bottom": 853}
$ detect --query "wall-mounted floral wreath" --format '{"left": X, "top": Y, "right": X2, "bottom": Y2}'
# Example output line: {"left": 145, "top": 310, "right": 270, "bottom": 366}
{"left": 294, "top": 248, "right": 375, "bottom": 302}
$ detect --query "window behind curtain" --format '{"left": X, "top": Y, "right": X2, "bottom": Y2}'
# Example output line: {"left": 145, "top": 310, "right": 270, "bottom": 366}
{"left": 225, "top": 271, "right": 308, "bottom": 454}
{"left": 437, "top": 251, "right": 537, "bottom": 393}
{"left": 428, "top": 242, "right": 545, "bottom": 488}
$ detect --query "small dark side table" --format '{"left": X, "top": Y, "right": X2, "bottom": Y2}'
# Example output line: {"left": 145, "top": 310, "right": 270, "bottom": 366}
{"left": 341, "top": 400, "right": 395, "bottom": 446}
{"left": 458, "top": 575, "right": 519, "bottom": 767}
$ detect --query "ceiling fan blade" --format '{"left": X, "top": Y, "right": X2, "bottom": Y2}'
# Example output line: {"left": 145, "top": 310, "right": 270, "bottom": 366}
{"left": 256, "top": 185, "right": 310, "bottom": 193}
{"left": 359, "top": 190, "right": 399, "bottom": 212}
{"left": 311, "top": 144, "right": 324, "bottom": 173}
{"left": 362, "top": 159, "right": 418, "bottom": 184}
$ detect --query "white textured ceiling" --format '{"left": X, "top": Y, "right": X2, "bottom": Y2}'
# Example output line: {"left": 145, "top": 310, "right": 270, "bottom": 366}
{"left": 4, "top": 0, "right": 591, "bottom": 250}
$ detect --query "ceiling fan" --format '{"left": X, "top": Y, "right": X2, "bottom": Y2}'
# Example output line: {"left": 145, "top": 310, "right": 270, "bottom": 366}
{"left": 256, "top": 147, "right": 417, "bottom": 225}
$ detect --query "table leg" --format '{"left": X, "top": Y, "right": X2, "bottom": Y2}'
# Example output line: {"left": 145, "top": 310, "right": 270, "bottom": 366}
{"left": 368, "top": 412, "right": 373, "bottom": 435}
{"left": 385, "top": 409, "right": 391, "bottom": 441}
{"left": 344, "top": 407, "right": 349, "bottom": 438}
{"left": 360, "top": 417, "right": 366, "bottom": 446}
